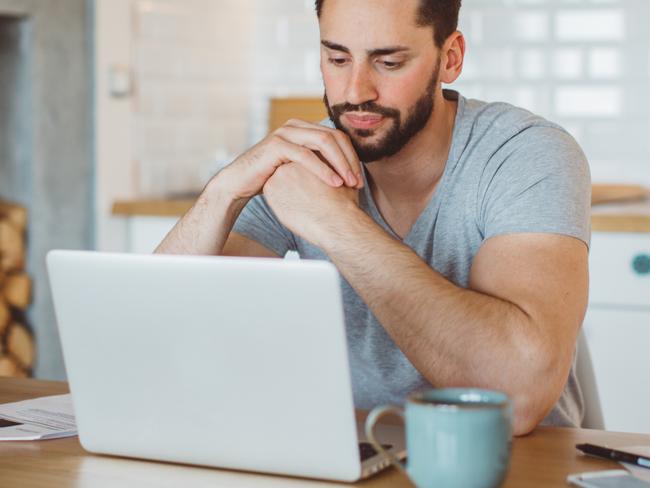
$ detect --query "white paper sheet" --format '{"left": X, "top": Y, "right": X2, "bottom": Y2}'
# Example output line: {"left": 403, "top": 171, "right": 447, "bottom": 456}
{"left": 0, "top": 394, "right": 77, "bottom": 440}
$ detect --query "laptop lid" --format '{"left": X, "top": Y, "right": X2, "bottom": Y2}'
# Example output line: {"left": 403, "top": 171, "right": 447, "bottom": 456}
{"left": 47, "top": 250, "right": 362, "bottom": 481}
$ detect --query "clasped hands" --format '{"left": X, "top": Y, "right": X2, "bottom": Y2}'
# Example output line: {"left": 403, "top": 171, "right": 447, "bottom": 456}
{"left": 218, "top": 119, "right": 364, "bottom": 247}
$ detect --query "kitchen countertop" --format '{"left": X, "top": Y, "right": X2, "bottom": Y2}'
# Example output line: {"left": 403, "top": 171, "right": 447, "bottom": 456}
{"left": 112, "top": 199, "right": 195, "bottom": 218}
{"left": 112, "top": 192, "right": 650, "bottom": 234}
{"left": 591, "top": 198, "right": 650, "bottom": 233}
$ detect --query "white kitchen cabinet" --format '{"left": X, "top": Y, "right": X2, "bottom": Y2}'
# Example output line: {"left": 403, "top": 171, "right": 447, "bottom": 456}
{"left": 584, "top": 231, "right": 650, "bottom": 434}
{"left": 583, "top": 308, "right": 650, "bottom": 434}
{"left": 125, "top": 216, "right": 178, "bottom": 254}
{"left": 589, "top": 232, "right": 650, "bottom": 307}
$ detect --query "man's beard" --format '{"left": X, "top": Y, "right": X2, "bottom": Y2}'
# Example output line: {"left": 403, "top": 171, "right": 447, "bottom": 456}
{"left": 325, "top": 61, "right": 440, "bottom": 163}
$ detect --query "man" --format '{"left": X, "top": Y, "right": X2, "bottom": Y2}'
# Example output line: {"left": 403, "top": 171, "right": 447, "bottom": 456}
{"left": 156, "top": 0, "right": 590, "bottom": 436}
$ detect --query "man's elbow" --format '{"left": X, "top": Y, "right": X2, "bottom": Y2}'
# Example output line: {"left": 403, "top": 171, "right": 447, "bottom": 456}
{"left": 511, "top": 394, "right": 546, "bottom": 436}
{"left": 509, "top": 334, "right": 575, "bottom": 436}
{"left": 509, "top": 367, "right": 564, "bottom": 436}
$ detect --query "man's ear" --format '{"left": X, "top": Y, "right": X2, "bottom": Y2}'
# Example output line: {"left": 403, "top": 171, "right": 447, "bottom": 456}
{"left": 439, "top": 31, "right": 465, "bottom": 85}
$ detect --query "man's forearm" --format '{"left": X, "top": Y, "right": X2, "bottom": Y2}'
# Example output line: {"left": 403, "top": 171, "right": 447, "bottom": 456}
{"left": 315, "top": 206, "right": 555, "bottom": 431}
{"left": 155, "top": 175, "right": 248, "bottom": 255}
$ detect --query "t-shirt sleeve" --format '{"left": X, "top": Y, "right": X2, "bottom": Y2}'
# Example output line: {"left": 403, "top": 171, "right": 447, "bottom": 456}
{"left": 231, "top": 195, "right": 297, "bottom": 256}
{"left": 478, "top": 126, "right": 591, "bottom": 247}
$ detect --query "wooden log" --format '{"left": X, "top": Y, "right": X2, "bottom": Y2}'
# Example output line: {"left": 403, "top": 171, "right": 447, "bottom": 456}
{"left": 0, "top": 199, "right": 28, "bottom": 232}
{"left": 0, "top": 220, "right": 26, "bottom": 272}
{"left": 0, "top": 299, "right": 10, "bottom": 336}
{"left": 3, "top": 273, "right": 31, "bottom": 310}
{"left": 0, "top": 354, "right": 21, "bottom": 377}
{"left": 6, "top": 322, "right": 34, "bottom": 370}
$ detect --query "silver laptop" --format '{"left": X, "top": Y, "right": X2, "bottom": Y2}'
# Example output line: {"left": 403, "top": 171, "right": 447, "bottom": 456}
{"left": 46, "top": 250, "right": 405, "bottom": 482}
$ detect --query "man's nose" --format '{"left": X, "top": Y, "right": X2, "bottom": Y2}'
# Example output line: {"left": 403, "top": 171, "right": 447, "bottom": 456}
{"left": 344, "top": 64, "right": 378, "bottom": 107}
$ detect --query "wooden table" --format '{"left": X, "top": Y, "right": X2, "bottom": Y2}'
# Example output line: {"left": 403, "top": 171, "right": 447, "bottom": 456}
{"left": 2, "top": 378, "right": 650, "bottom": 487}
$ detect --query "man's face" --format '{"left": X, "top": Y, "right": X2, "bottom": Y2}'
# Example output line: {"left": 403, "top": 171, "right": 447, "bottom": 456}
{"left": 319, "top": 0, "right": 441, "bottom": 162}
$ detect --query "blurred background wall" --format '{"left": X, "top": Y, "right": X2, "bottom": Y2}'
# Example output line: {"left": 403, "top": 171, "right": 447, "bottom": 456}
{"left": 0, "top": 0, "right": 94, "bottom": 379}
{"left": 2, "top": 0, "right": 648, "bottom": 382}
{"left": 122, "top": 0, "right": 650, "bottom": 202}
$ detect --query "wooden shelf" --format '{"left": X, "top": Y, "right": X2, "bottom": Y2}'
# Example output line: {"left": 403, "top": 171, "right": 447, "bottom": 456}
{"left": 592, "top": 200, "right": 650, "bottom": 233}
{"left": 113, "top": 189, "right": 650, "bottom": 234}
{"left": 112, "top": 199, "right": 195, "bottom": 218}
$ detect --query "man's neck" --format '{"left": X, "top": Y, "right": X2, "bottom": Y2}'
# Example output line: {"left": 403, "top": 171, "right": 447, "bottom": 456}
{"left": 365, "top": 89, "right": 458, "bottom": 206}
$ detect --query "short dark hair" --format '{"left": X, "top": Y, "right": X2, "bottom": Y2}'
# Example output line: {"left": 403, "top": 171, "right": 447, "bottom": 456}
{"left": 315, "top": 0, "right": 462, "bottom": 48}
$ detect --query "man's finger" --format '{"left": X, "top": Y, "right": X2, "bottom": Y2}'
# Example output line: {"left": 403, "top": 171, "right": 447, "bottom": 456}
{"left": 281, "top": 121, "right": 361, "bottom": 187}
{"left": 274, "top": 137, "right": 344, "bottom": 187}
{"left": 275, "top": 125, "right": 357, "bottom": 186}
{"left": 285, "top": 119, "right": 362, "bottom": 178}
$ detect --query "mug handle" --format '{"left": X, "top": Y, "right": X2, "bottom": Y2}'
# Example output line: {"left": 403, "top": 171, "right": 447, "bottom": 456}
{"left": 364, "top": 405, "right": 407, "bottom": 475}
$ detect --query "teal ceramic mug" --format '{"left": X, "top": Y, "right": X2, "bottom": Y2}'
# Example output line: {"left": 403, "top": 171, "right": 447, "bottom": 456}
{"left": 365, "top": 388, "right": 512, "bottom": 488}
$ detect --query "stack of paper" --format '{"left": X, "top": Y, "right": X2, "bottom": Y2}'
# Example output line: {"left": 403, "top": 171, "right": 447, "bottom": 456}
{"left": 0, "top": 394, "right": 77, "bottom": 441}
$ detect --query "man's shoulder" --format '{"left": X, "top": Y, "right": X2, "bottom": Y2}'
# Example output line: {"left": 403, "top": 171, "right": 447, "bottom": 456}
{"left": 457, "top": 94, "right": 584, "bottom": 167}
{"left": 453, "top": 94, "right": 589, "bottom": 189}
{"left": 463, "top": 95, "right": 564, "bottom": 139}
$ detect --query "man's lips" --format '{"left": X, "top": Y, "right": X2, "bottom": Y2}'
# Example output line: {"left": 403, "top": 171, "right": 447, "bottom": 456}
{"left": 343, "top": 113, "right": 386, "bottom": 130}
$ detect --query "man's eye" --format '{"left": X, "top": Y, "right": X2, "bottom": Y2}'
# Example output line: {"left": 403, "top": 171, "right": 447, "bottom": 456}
{"left": 380, "top": 60, "right": 403, "bottom": 70}
{"left": 328, "top": 58, "right": 349, "bottom": 66}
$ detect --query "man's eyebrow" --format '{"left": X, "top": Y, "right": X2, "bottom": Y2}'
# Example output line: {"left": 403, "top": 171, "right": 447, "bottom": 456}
{"left": 321, "top": 40, "right": 350, "bottom": 53}
{"left": 368, "top": 46, "right": 410, "bottom": 56}
{"left": 321, "top": 40, "right": 410, "bottom": 57}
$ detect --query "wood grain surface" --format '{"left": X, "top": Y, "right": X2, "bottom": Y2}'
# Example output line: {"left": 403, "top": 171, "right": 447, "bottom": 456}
{"left": 2, "top": 378, "right": 650, "bottom": 487}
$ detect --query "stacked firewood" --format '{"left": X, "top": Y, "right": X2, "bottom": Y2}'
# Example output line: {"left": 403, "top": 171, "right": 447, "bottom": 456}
{"left": 0, "top": 199, "right": 35, "bottom": 377}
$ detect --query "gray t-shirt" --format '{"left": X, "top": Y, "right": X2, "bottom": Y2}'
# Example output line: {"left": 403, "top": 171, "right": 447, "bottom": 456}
{"left": 233, "top": 89, "right": 591, "bottom": 427}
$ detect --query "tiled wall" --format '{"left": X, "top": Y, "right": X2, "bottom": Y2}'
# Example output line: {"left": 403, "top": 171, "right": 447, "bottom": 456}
{"left": 133, "top": 0, "right": 256, "bottom": 196}
{"left": 454, "top": 0, "right": 650, "bottom": 186}
{"left": 133, "top": 0, "right": 650, "bottom": 196}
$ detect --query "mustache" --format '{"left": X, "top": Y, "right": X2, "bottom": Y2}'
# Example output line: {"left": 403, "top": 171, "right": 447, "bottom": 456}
{"left": 329, "top": 101, "right": 400, "bottom": 119}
